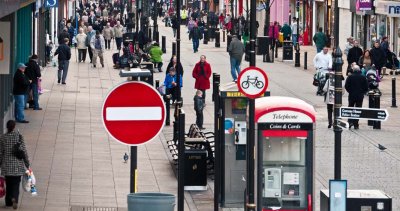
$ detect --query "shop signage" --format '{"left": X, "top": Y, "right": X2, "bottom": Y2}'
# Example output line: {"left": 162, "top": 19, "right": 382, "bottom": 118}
{"left": 376, "top": 1, "right": 400, "bottom": 17}
{"left": 388, "top": 4, "right": 400, "bottom": 16}
{"left": 259, "top": 123, "right": 313, "bottom": 130}
{"left": 357, "top": 0, "right": 373, "bottom": 11}
{"left": 45, "top": 0, "right": 58, "bottom": 8}
{"left": 0, "top": 22, "right": 10, "bottom": 75}
{"left": 258, "top": 110, "right": 314, "bottom": 123}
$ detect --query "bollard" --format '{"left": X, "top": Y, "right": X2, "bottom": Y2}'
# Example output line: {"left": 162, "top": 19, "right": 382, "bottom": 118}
{"left": 164, "top": 94, "right": 171, "bottom": 126}
{"left": 148, "top": 28, "right": 152, "bottom": 41}
{"left": 373, "top": 93, "right": 381, "bottom": 129}
{"left": 275, "top": 42, "right": 278, "bottom": 58}
{"left": 223, "top": 30, "right": 226, "bottom": 42}
{"left": 203, "top": 28, "right": 209, "bottom": 44}
{"left": 368, "top": 94, "right": 374, "bottom": 127}
{"left": 155, "top": 80, "right": 160, "bottom": 88}
{"left": 215, "top": 30, "right": 220, "bottom": 47}
{"left": 162, "top": 36, "right": 166, "bottom": 53}
{"left": 172, "top": 42, "right": 177, "bottom": 56}
{"left": 392, "top": 77, "right": 397, "bottom": 108}
{"left": 383, "top": 67, "right": 387, "bottom": 76}
{"left": 304, "top": 52, "right": 308, "bottom": 70}
{"left": 227, "top": 34, "right": 232, "bottom": 52}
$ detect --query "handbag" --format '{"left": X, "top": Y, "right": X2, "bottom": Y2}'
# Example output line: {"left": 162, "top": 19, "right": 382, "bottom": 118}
{"left": 312, "top": 73, "right": 319, "bottom": 87}
{"left": 13, "top": 134, "right": 25, "bottom": 160}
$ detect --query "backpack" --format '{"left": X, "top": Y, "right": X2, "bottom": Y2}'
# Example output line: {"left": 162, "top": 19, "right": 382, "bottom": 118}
{"left": 95, "top": 37, "right": 102, "bottom": 50}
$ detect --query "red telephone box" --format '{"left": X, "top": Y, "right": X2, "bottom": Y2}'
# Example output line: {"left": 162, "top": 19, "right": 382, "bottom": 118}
{"left": 255, "top": 96, "right": 316, "bottom": 211}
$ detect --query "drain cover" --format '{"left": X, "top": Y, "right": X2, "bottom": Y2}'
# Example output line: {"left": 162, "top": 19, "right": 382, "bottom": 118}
{"left": 70, "top": 206, "right": 127, "bottom": 211}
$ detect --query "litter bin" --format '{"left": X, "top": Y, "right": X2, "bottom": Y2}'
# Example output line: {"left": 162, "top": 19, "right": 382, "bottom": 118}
{"left": 282, "top": 41, "right": 293, "bottom": 60}
{"left": 127, "top": 192, "right": 176, "bottom": 211}
{"left": 184, "top": 149, "right": 207, "bottom": 190}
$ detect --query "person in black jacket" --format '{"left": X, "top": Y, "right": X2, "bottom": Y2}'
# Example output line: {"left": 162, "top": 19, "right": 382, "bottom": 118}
{"left": 194, "top": 90, "right": 205, "bottom": 130}
{"left": 13, "top": 63, "right": 31, "bottom": 123}
{"left": 345, "top": 65, "right": 368, "bottom": 129}
{"left": 346, "top": 40, "right": 363, "bottom": 75}
{"left": 370, "top": 41, "right": 386, "bottom": 77}
{"left": 58, "top": 28, "right": 70, "bottom": 45}
{"left": 54, "top": 38, "right": 71, "bottom": 85}
{"left": 166, "top": 55, "right": 184, "bottom": 76}
{"left": 24, "top": 55, "right": 42, "bottom": 110}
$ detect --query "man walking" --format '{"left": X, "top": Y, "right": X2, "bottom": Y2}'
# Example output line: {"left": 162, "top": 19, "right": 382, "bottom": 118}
{"left": 86, "top": 26, "right": 96, "bottom": 63}
{"left": 54, "top": 38, "right": 71, "bottom": 84}
{"left": 189, "top": 23, "right": 202, "bottom": 53}
{"left": 13, "top": 63, "right": 31, "bottom": 123}
{"left": 90, "top": 30, "right": 105, "bottom": 68}
{"left": 76, "top": 28, "right": 87, "bottom": 62}
{"left": 370, "top": 41, "right": 386, "bottom": 77}
{"left": 114, "top": 21, "right": 124, "bottom": 50}
{"left": 103, "top": 23, "right": 114, "bottom": 50}
{"left": 345, "top": 65, "right": 368, "bottom": 129}
{"left": 313, "top": 27, "right": 328, "bottom": 53}
{"left": 24, "top": 55, "right": 42, "bottom": 110}
{"left": 228, "top": 35, "right": 245, "bottom": 82}
{"left": 346, "top": 40, "right": 363, "bottom": 75}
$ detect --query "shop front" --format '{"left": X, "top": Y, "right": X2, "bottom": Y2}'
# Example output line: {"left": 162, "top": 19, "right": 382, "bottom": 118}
{"left": 312, "top": 0, "right": 333, "bottom": 47}
{"left": 376, "top": 0, "right": 400, "bottom": 56}
{"left": 350, "top": 0, "right": 374, "bottom": 49}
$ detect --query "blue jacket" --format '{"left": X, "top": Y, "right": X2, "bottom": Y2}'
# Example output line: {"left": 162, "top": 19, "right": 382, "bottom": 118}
{"left": 164, "top": 74, "right": 182, "bottom": 89}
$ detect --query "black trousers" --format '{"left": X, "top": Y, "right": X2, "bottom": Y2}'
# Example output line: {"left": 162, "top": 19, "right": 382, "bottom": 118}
{"left": 88, "top": 47, "right": 93, "bottom": 62}
{"left": 327, "top": 104, "right": 333, "bottom": 125}
{"left": 105, "top": 39, "right": 111, "bottom": 49}
{"left": 196, "top": 110, "right": 203, "bottom": 128}
{"left": 5, "top": 176, "right": 21, "bottom": 206}
{"left": 348, "top": 98, "right": 364, "bottom": 126}
{"left": 78, "top": 49, "right": 87, "bottom": 62}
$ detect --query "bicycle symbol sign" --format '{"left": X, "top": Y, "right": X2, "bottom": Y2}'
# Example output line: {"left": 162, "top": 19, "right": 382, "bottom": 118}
{"left": 237, "top": 66, "right": 269, "bottom": 99}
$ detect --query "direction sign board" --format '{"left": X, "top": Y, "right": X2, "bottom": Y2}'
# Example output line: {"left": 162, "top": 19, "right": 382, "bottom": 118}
{"left": 339, "top": 107, "right": 389, "bottom": 121}
{"left": 237, "top": 66, "right": 269, "bottom": 99}
{"left": 102, "top": 81, "right": 166, "bottom": 145}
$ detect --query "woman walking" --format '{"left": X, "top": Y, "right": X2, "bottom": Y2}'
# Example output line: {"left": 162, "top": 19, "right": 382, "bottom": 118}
{"left": 0, "top": 120, "right": 30, "bottom": 209}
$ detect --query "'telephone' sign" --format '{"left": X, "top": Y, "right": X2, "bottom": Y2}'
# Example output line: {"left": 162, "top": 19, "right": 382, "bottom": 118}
{"left": 45, "top": 0, "right": 58, "bottom": 8}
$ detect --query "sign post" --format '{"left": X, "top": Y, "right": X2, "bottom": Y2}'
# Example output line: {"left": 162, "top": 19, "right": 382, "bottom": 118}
{"left": 339, "top": 107, "right": 389, "bottom": 121}
{"left": 237, "top": 66, "right": 268, "bottom": 211}
{"left": 102, "top": 81, "right": 166, "bottom": 193}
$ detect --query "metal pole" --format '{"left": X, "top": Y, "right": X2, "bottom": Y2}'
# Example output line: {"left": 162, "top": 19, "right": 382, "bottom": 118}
{"left": 176, "top": 0, "right": 182, "bottom": 110}
{"left": 264, "top": 0, "right": 270, "bottom": 36}
{"left": 392, "top": 77, "right": 397, "bottom": 108}
{"left": 162, "top": 36, "right": 166, "bottom": 53}
{"left": 153, "top": 0, "right": 159, "bottom": 42}
{"left": 295, "top": 0, "right": 300, "bottom": 67}
{"left": 130, "top": 146, "right": 137, "bottom": 193}
{"left": 136, "top": 0, "right": 139, "bottom": 34}
{"left": 333, "top": 0, "right": 342, "bottom": 181}
{"left": 213, "top": 74, "right": 221, "bottom": 211}
{"left": 247, "top": 0, "right": 256, "bottom": 209}
{"left": 177, "top": 110, "right": 185, "bottom": 211}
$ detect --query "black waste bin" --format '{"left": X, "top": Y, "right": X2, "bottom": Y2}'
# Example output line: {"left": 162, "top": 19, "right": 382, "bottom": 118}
{"left": 184, "top": 149, "right": 207, "bottom": 190}
{"left": 127, "top": 192, "right": 176, "bottom": 211}
{"left": 282, "top": 41, "right": 293, "bottom": 60}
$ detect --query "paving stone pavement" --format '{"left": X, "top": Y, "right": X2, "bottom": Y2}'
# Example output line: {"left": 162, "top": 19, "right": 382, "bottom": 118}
{"left": 9, "top": 18, "right": 400, "bottom": 211}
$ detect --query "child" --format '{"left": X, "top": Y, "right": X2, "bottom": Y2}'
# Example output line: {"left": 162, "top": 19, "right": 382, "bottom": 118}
{"left": 164, "top": 67, "right": 182, "bottom": 103}
{"left": 194, "top": 90, "right": 205, "bottom": 130}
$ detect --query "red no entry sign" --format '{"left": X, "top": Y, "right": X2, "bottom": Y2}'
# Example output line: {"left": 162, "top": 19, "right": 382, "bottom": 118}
{"left": 102, "top": 81, "right": 166, "bottom": 145}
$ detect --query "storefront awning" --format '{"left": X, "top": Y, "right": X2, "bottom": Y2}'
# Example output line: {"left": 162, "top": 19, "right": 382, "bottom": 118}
{"left": 375, "top": 0, "right": 400, "bottom": 17}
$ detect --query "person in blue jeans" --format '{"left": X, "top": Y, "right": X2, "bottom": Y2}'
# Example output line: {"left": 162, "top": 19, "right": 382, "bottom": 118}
{"left": 13, "top": 63, "right": 31, "bottom": 123}
{"left": 189, "top": 24, "right": 202, "bottom": 53}
{"left": 54, "top": 38, "right": 71, "bottom": 84}
{"left": 25, "top": 54, "right": 42, "bottom": 110}
{"left": 228, "top": 35, "right": 245, "bottom": 81}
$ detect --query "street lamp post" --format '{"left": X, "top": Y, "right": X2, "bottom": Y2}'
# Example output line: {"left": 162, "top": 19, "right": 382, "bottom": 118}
{"left": 295, "top": 0, "right": 300, "bottom": 67}
{"left": 153, "top": 0, "right": 159, "bottom": 42}
{"left": 246, "top": 0, "right": 257, "bottom": 210}
{"left": 333, "top": 0, "right": 343, "bottom": 180}
{"left": 263, "top": 0, "right": 270, "bottom": 36}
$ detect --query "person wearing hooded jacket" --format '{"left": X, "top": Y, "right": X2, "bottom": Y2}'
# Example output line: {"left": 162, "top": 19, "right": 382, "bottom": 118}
{"left": 24, "top": 55, "right": 42, "bottom": 110}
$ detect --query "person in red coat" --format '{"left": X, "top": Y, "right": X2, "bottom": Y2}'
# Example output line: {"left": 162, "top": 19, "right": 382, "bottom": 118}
{"left": 192, "top": 55, "right": 212, "bottom": 101}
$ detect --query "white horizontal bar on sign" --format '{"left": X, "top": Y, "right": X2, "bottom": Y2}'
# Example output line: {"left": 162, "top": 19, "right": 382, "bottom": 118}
{"left": 106, "top": 107, "right": 162, "bottom": 121}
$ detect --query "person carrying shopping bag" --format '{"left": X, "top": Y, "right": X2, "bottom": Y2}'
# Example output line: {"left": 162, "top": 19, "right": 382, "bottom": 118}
{"left": 0, "top": 120, "right": 30, "bottom": 209}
